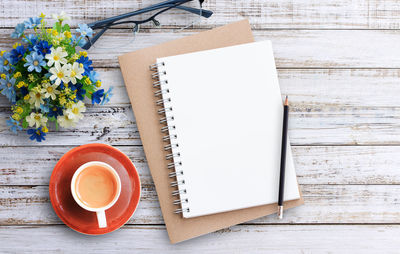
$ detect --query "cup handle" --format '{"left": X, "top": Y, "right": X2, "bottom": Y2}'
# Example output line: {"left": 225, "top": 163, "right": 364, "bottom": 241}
{"left": 96, "top": 210, "right": 107, "bottom": 228}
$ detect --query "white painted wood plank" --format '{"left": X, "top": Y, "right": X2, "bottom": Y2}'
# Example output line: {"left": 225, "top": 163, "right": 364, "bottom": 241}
{"left": 1, "top": 69, "right": 400, "bottom": 145}
{"left": 2, "top": 68, "right": 400, "bottom": 108}
{"left": 0, "top": 146, "right": 150, "bottom": 186}
{"left": 0, "top": 0, "right": 399, "bottom": 29}
{"left": 2, "top": 104, "right": 400, "bottom": 146}
{"left": 0, "top": 106, "right": 142, "bottom": 146}
{"left": 1, "top": 184, "right": 400, "bottom": 225}
{"left": 1, "top": 29, "right": 400, "bottom": 68}
{"left": 0, "top": 225, "right": 399, "bottom": 253}
{"left": 2, "top": 146, "right": 400, "bottom": 185}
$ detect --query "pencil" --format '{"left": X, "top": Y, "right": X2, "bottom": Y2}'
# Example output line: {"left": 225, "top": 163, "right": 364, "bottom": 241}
{"left": 278, "top": 96, "right": 289, "bottom": 219}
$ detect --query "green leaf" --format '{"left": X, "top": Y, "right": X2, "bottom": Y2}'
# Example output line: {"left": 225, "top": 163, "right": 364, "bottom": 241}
{"left": 62, "top": 23, "right": 70, "bottom": 32}
{"left": 53, "top": 22, "right": 62, "bottom": 33}
{"left": 28, "top": 82, "right": 36, "bottom": 90}
{"left": 65, "top": 45, "right": 75, "bottom": 56}
{"left": 22, "top": 119, "right": 28, "bottom": 129}
{"left": 20, "top": 104, "right": 31, "bottom": 120}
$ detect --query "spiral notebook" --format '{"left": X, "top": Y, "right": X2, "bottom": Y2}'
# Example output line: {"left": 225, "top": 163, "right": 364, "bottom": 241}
{"left": 119, "top": 20, "right": 303, "bottom": 243}
{"left": 150, "top": 40, "right": 300, "bottom": 218}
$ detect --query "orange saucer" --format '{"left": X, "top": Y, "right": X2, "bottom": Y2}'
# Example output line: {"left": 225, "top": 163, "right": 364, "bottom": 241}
{"left": 49, "top": 143, "right": 141, "bottom": 235}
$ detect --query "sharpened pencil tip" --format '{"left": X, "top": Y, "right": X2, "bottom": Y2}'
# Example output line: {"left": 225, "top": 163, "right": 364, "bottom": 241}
{"left": 284, "top": 96, "right": 288, "bottom": 106}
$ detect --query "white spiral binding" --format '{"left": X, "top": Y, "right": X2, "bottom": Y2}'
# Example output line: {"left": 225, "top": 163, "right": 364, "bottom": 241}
{"left": 149, "top": 62, "right": 190, "bottom": 215}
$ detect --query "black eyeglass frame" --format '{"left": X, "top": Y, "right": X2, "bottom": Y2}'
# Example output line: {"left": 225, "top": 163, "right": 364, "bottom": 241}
{"left": 81, "top": 0, "right": 213, "bottom": 50}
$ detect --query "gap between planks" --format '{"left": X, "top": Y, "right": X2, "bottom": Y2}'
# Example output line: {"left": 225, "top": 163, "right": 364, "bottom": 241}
{"left": 2, "top": 223, "right": 400, "bottom": 227}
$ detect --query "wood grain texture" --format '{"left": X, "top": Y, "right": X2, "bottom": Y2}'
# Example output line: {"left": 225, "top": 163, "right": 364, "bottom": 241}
{"left": 3, "top": 68, "right": 400, "bottom": 107}
{"left": 2, "top": 145, "right": 400, "bottom": 225}
{"left": 0, "top": 106, "right": 141, "bottom": 146}
{"left": 1, "top": 29, "right": 400, "bottom": 68}
{"left": 1, "top": 0, "right": 400, "bottom": 29}
{"left": 1, "top": 69, "right": 400, "bottom": 146}
{"left": 1, "top": 184, "right": 400, "bottom": 225}
{"left": 2, "top": 145, "right": 400, "bottom": 186}
{"left": 1, "top": 0, "right": 400, "bottom": 251}
{"left": 0, "top": 225, "right": 399, "bottom": 253}
{"left": 2, "top": 104, "right": 400, "bottom": 146}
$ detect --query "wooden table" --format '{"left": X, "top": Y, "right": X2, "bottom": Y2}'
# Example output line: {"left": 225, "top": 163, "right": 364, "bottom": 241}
{"left": 1, "top": 1, "right": 400, "bottom": 252}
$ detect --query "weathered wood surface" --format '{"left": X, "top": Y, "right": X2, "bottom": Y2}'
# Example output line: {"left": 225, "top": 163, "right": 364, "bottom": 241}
{"left": 2, "top": 145, "right": 400, "bottom": 225}
{"left": 1, "top": 0, "right": 400, "bottom": 252}
{"left": 1, "top": 69, "right": 400, "bottom": 146}
{"left": 2, "top": 103, "right": 400, "bottom": 146}
{"left": 2, "top": 184, "right": 400, "bottom": 225}
{"left": 2, "top": 29, "right": 400, "bottom": 68}
{"left": 0, "top": 225, "right": 399, "bottom": 253}
{"left": 2, "top": 68, "right": 400, "bottom": 107}
{"left": 1, "top": 145, "right": 400, "bottom": 186}
{"left": 1, "top": 0, "right": 400, "bottom": 29}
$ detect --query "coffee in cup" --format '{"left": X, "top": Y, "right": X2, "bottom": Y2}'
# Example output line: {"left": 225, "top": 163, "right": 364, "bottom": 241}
{"left": 71, "top": 161, "right": 121, "bottom": 228}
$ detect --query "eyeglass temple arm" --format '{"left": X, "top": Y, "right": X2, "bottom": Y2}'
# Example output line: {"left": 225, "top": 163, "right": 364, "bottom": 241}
{"left": 87, "top": 0, "right": 211, "bottom": 29}
{"left": 80, "top": 27, "right": 108, "bottom": 50}
{"left": 173, "top": 5, "right": 212, "bottom": 18}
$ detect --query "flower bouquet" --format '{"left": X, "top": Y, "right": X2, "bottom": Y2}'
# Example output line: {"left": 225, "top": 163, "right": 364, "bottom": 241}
{"left": 0, "top": 12, "right": 112, "bottom": 142}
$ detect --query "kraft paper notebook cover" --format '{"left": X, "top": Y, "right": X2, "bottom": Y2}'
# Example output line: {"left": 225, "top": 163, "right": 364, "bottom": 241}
{"left": 118, "top": 20, "right": 304, "bottom": 243}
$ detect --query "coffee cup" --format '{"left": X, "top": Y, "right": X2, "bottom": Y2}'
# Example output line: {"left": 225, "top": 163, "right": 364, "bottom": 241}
{"left": 71, "top": 161, "right": 121, "bottom": 228}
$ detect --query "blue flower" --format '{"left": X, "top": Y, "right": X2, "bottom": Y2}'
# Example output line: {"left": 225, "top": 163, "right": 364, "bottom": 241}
{"left": 23, "top": 34, "right": 37, "bottom": 44}
{"left": 16, "top": 86, "right": 29, "bottom": 102}
{"left": 0, "top": 76, "right": 16, "bottom": 103}
{"left": 76, "top": 24, "right": 93, "bottom": 38}
{"left": 24, "top": 17, "right": 42, "bottom": 29}
{"left": 71, "top": 35, "right": 87, "bottom": 48}
{"left": 9, "top": 45, "right": 26, "bottom": 65}
{"left": 76, "top": 56, "right": 93, "bottom": 76}
{"left": 0, "top": 52, "right": 11, "bottom": 73}
{"left": 44, "top": 72, "right": 52, "bottom": 79}
{"left": 58, "top": 81, "right": 66, "bottom": 90}
{"left": 101, "top": 87, "right": 113, "bottom": 105}
{"left": 23, "top": 34, "right": 38, "bottom": 51}
{"left": 19, "top": 86, "right": 29, "bottom": 97}
{"left": 91, "top": 89, "right": 104, "bottom": 105}
{"left": 27, "top": 127, "right": 46, "bottom": 142}
{"left": 11, "top": 23, "right": 26, "bottom": 38}
{"left": 88, "top": 71, "right": 99, "bottom": 83}
{"left": 48, "top": 106, "right": 63, "bottom": 118}
{"left": 70, "top": 83, "right": 86, "bottom": 101}
{"left": 40, "top": 101, "right": 50, "bottom": 113}
{"left": 24, "top": 51, "right": 46, "bottom": 72}
{"left": 6, "top": 117, "right": 22, "bottom": 134}
{"left": 35, "top": 40, "right": 52, "bottom": 56}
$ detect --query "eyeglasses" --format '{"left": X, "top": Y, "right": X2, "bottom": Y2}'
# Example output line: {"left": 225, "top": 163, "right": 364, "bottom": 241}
{"left": 81, "top": 0, "right": 213, "bottom": 50}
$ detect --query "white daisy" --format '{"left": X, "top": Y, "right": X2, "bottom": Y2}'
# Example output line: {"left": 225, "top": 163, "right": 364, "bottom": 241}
{"left": 26, "top": 112, "right": 48, "bottom": 128}
{"left": 45, "top": 47, "right": 68, "bottom": 67}
{"left": 57, "top": 112, "right": 77, "bottom": 128}
{"left": 29, "top": 87, "right": 45, "bottom": 109}
{"left": 49, "top": 62, "right": 70, "bottom": 86}
{"left": 66, "top": 101, "right": 86, "bottom": 121}
{"left": 52, "top": 11, "right": 70, "bottom": 22}
{"left": 42, "top": 82, "right": 60, "bottom": 100}
{"left": 68, "top": 62, "right": 84, "bottom": 84}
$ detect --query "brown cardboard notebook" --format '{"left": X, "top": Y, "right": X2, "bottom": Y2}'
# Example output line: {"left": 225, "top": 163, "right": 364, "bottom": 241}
{"left": 119, "top": 20, "right": 304, "bottom": 243}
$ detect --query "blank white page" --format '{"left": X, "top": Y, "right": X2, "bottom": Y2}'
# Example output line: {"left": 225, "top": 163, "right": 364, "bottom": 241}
{"left": 156, "top": 41, "right": 300, "bottom": 218}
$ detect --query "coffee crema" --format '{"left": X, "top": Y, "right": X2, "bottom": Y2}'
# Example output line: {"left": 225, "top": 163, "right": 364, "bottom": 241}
{"left": 75, "top": 165, "right": 118, "bottom": 209}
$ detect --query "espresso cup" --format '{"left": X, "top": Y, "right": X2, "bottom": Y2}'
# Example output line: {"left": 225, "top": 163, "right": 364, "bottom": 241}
{"left": 71, "top": 161, "right": 121, "bottom": 228}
